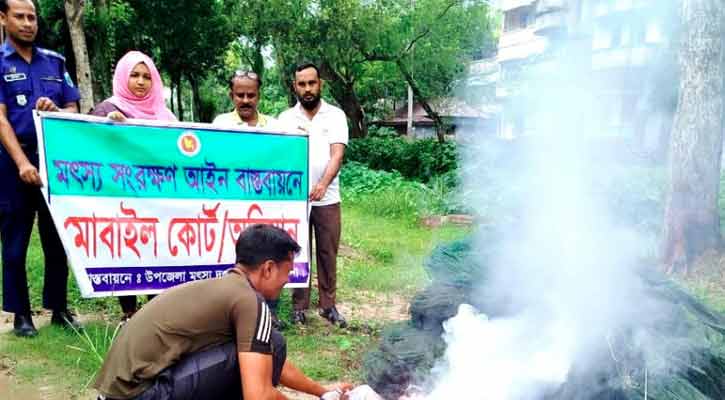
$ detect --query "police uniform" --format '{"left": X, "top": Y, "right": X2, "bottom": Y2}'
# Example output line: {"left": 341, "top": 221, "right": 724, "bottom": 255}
{"left": 0, "top": 41, "right": 80, "bottom": 314}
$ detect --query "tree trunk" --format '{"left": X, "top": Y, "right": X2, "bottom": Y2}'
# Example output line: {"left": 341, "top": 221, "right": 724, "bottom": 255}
{"left": 338, "top": 88, "right": 367, "bottom": 139}
{"left": 253, "top": 41, "right": 265, "bottom": 80}
{"left": 169, "top": 84, "right": 175, "bottom": 114}
{"left": 90, "top": 0, "right": 110, "bottom": 103}
{"left": 319, "top": 63, "right": 367, "bottom": 138}
{"left": 662, "top": 0, "right": 725, "bottom": 274}
{"left": 395, "top": 59, "right": 446, "bottom": 143}
{"left": 328, "top": 80, "right": 367, "bottom": 138}
{"left": 174, "top": 75, "right": 184, "bottom": 121}
{"left": 64, "top": 0, "right": 94, "bottom": 113}
{"left": 188, "top": 74, "right": 203, "bottom": 123}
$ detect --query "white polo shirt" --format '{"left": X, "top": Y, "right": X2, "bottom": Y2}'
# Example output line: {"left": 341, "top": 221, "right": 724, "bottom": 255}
{"left": 278, "top": 100, "right": 348, "bottom": 206}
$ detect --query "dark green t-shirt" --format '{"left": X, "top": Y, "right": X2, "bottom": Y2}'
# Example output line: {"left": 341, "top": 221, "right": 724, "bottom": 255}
{"left": 93, "top": 270, "right": 273, "bottom": 399}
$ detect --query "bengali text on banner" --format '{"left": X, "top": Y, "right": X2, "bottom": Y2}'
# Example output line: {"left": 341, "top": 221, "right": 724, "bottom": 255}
{"left": 34, "top": 112, "right": 309, "bottom": 298}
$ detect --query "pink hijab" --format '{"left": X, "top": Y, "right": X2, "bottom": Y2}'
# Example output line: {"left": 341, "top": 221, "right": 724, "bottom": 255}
{"left": 108, "top": 51, "right": 177, "bottom": 121}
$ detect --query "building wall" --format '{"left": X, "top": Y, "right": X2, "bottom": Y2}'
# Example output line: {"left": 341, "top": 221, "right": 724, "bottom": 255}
{"left": 492, "top": 0, "right": 672, "bottom": 157}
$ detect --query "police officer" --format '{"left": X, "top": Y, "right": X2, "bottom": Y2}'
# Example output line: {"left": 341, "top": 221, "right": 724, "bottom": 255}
{"left": 0, "top": 0, "right": 81, "bottom": 337}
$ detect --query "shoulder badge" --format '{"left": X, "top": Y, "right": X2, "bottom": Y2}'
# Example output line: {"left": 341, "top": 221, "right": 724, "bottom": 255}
{"left": 64, "top": 71, "right": 75, "bottom": 88}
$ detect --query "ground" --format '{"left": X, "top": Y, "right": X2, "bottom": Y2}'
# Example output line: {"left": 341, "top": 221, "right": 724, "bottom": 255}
{"left": 0, "top": 203, "right": 469, "bottom": 399}
{"left": 4, "top": 192, "right": 725, "bottom": 400}
{"left": 0, "top": 290, "right": 408, "bottom": 400}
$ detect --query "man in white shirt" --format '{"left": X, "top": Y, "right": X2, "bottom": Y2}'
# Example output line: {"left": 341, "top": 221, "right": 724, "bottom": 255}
{"left": 212, "top": 70, "right": 276, "bottom": 128}
{"left": 278, "top": 63, "right": 348, "bottom": 328}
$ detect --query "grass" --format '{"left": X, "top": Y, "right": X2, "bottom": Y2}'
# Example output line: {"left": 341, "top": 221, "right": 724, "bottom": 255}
{"left": 340, "top": 205, "right": 469, "bottom": 296}
{"left": 10, "top": 162, "right": 725, "bottom": 398}
{"left": 676, "top": 252, "right": 725, "bottom": 314}
{"left": 0, "top": 197, "right": 470, "bottom": 396}
{"left": 1, "top": 323, "right": 115, "bottom": 391}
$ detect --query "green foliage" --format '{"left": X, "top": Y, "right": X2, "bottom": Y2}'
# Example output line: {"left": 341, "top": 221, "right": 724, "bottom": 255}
{"left": 345, "top": 134, "right": 459, "bottom": 182}
{"left": 340, "top": 161, "right": 467, "bottom": 220}
{"left": 356, "top": 0, "right": 498, "bottom": 97}
{"left": 196, "top": 74, "right": 226, "bottom": 122}
{"left": 0, "top": 322, "right": 120, "bottom": 391}
{"left": 341, "top": 161, "right": 424, "bottom": 220}
{"left": 84, "top": 0, "right": 138, "bottom": 100}
{"left": 256, "top": 0, "right": 497, "bottom": 133}
{"left": 40, "top": 0, "right": 498, "bottom": 124}
{"left": 36, "top": 0, "right": 67, "bottom": 51}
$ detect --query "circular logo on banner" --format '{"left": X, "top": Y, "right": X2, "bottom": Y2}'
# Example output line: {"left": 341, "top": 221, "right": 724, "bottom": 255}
{"left": 178, "top": 131, "right": 201, "bottom": 157}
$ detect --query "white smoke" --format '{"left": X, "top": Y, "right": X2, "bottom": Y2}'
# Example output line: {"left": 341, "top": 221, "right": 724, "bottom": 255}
{"left": 421, "top": 1, "right": 679, "bottom": 399}
{"left": 426, "top": 304, "right": 574, "bottom": 400}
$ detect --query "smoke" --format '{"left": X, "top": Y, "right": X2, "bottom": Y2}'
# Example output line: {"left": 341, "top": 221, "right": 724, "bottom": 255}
{"left": 422, "top": 1, "right": 680, "bottom": 399}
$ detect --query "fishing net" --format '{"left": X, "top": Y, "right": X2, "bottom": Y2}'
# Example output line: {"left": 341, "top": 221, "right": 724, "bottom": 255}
{"left": 364, "top": 237, "right": 725, "bottom": 400}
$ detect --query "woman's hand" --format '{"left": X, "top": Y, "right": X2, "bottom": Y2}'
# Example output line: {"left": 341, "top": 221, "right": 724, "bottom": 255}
{"left": 107, "top": 111, "right": 126, "bottom": 122}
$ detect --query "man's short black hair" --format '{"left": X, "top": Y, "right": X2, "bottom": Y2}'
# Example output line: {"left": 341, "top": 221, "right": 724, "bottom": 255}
{"left": 235, "top": 224, "right": 301, "bottom": 269}
{"left": 294, "top": 62, "right": 320, "bottom": 80}
{"left": 1, "top": 0, "right": 33, "bottom": 13}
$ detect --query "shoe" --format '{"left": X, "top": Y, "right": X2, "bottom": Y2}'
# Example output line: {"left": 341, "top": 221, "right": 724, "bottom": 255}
{"left": 319, "top": 307, "right": 348, "bottom": 328}
{"left": 271, "top": 312, "right": 287, "bottom": 331}
{"left": 291, "top": 310, "right": 307, "bottom": 325}
{"left": 13, "top": 313, "right": 38, "bottom": 337}
{"left": 51, "top": 310, "right": 82, "bottom": 330}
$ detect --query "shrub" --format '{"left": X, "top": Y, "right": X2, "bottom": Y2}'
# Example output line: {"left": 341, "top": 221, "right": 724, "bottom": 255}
{"left": 340, "top": 162, "right": 468, "bottom": 221}
{"left": 345, "top": 133, "right": 459, "bottom": 183}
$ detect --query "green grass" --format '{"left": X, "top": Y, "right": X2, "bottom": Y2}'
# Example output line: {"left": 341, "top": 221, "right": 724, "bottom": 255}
{"left": 285, "top": 322, "right": 378, "bottom": 382}
{"left": 1, "top": 321, "right": 118, "bottom": 396}
{"left": 340, "top": 204, "right": 470, "bottom": 296}
{"left": 20, "top": 228, "right": 120, "bottom": 316}
{"left": 0, "top": 198, "right": 469, "bottom": 395}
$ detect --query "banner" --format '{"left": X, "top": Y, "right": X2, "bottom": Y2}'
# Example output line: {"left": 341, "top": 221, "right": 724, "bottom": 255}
{"left": 34, "top": 113, "right": 309, "bottom": 298}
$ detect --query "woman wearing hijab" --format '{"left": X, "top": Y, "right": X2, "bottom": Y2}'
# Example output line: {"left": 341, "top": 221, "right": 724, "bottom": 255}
{"left": 90, "top": 50, "right": 176, "bottom": 122}
{"left": 90, "top": 51, "right": 176, "bottom": 319}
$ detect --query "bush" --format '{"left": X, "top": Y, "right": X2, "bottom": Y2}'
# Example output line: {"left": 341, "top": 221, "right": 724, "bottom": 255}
{"left": 340, "top": 162, "right": 468, "bottom": 221}
{"left": 340, "top": 161, "right": 423, "bottom": 220}
{"left": 345, "top": 131, "right": 459, "bottom": 183}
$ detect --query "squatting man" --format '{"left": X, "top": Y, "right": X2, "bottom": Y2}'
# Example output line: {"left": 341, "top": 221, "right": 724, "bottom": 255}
{"left": 94, "top": 224, "right": 352, "bottom": 400}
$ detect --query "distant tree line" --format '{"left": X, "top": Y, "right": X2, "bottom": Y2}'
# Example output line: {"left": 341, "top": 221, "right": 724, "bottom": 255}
{"left": 37, "top": 0, "right": 498, "bottom": 138}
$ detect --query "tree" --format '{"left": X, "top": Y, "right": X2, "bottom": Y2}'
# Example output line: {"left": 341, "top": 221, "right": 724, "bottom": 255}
{"left": 264, "top": 0, "right": 496, "bottom": 139}
{"left": 85, "top": 0, "right": 138, "bottom": 102}
{"left": 129, "top": 0, "right": 232, "bottom": 121}
{"left": 64, "top": 0, "right": 94, "bottom": 112}
{"left": 354, "top": 0, "right": 497, "bottom": 142}
{"left": 225, "top": 0, "right": 280, "bottom": 81}
{"left": 662, "top": 0, "right": 725, "bottom": 274}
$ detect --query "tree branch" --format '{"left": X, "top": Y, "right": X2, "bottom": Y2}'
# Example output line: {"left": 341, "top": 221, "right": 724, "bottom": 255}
{"left": 354, "top": 0, "right": 461, "bottom": 62}
{"left": 403, "top": 0, "right": 460, "bottom": 54}
{"left": 395, "top": 58, "right": 446, "bottom": 143}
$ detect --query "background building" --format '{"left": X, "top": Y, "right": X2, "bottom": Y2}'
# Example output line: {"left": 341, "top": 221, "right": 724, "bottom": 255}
{"left": 467, "top": 0, "right": 675, "bottom": 156}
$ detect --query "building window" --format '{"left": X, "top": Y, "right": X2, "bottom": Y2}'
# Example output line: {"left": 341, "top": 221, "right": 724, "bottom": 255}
{"left": 504, "top": 6, "right": 533, "bottom": 32}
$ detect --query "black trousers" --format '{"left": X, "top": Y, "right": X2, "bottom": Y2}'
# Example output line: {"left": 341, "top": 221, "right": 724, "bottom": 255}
{"left": 119, "top": 331, "right": 287, "bottom": 400}
{"left": 0, "top": 184, "right": 68, "bottom": 314}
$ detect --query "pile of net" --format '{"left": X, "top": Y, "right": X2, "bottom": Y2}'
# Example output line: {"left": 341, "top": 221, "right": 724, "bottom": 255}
{"left": 363, "top": 234, "right": 725, "bottom": 400}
